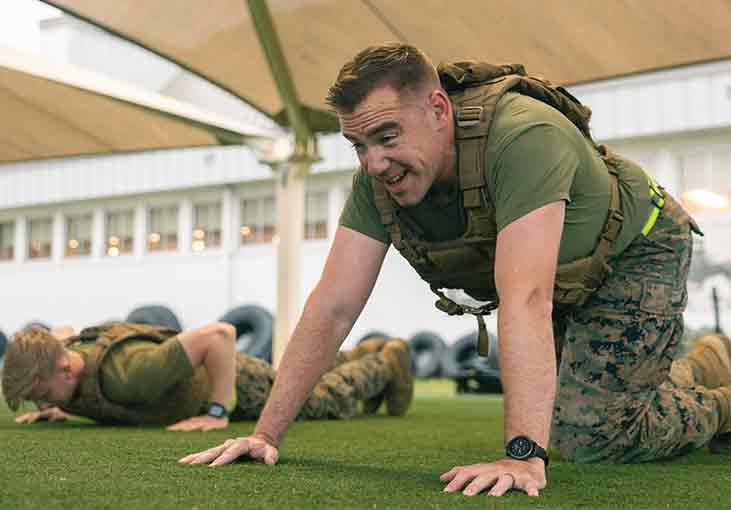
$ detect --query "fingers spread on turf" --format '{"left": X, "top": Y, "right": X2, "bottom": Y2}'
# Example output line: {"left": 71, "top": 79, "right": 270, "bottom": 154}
{"left": 443, "top": 464, "right": 482, "bottom": 492}
{"left": 209, "top": 439, "right": 252, "bottom": 467}
{"left": 486, "top": 474, "right": 515, "bottom": 497}
{"left": 439, "top": 466, "right": 463, "bottom": 482}
{"left": 463, "top": 473, "right": 501, "bottom": 496}
{"left": 178, "top": 442, "right": 230, "bottom": 464}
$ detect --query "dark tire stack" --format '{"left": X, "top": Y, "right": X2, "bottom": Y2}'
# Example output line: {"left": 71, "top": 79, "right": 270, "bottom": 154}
{"left": 408, "top": 331, "right": 446, "bottom": 378}
{"left": 219, "top": 305, "right": 273, "bottom": 362}
{"left": 0, "top": 329, "right": 7, "bottom": 360}
{"left": 441, "top": 331, "right": 502, "bottom": 393}
{"left": 126, "top": 305, "right": 182, "bottom": 332}
{"left": 21, "top": 321, "right": 52, "bottom": 332}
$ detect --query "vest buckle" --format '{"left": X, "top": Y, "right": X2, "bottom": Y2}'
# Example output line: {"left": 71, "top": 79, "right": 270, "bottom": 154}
{"left": 457, "top": 106, "right": 483, "bottom": 128}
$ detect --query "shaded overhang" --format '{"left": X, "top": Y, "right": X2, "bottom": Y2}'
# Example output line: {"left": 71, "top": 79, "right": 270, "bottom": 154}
{"left": 0, "top": 45, "right": 273, "bottom": 164}
{"left": 42, "top": 0, "right": 731, "bottom": 134}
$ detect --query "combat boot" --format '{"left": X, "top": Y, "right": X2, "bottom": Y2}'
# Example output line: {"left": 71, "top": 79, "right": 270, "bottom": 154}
{"left": 381, "top": 338, "right": 414, "bottom": 416}
{"left": 684, "top": 334, "right": 731, "bottom": 388}
{"left": 345, "top": 337, "right": 388, "bottom": 414}
{"left": 709, "top": 386, "right": 731, "bottom": 454}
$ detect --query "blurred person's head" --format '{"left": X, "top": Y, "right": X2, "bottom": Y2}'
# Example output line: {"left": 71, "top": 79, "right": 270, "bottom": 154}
{"left": 2, "top": 326, "right": 81, "bottom": 411}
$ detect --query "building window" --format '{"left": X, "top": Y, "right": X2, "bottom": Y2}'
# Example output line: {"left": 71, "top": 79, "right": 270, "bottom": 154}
{"left": 106, "top": 209, "right": 134, "bottom": 257}
{"left": 148, "top": 205, "right": 178, "bottom": 252}
{"left": 192, "top": 202, "right": 221, "bottom": 251}
{"left": 0, "top": 221, "right": 14, "bottom": 261}
{"left": 305, "top": 191, "right": 328, "bottom": 240}
{"left": 240, "top": 196, "right": 275, "bottom": 245}
{"left": 65, "top": 214, "right": 92, "bottom": 257}
{"left": 28, "top": 218, "right": 52, "bottom": 259}
{"left": 682, "top": 150, "right": 731, "bottom": 214}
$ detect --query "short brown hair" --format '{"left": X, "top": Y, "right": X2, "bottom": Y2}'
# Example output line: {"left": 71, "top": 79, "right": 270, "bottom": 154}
{"left": 1, "top": 327, "right": 65, "bottom": 411}
{"left": 326, "top": 42, "right": 440, "bottom": 113}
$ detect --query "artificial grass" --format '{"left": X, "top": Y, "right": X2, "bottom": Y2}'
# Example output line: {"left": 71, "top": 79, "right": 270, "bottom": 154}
{"left": 0, "top": 380, "right": 729, "bottom": 509}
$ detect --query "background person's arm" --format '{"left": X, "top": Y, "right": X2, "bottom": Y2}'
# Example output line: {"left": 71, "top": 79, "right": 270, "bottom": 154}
{"left": 166, "top": 322, "right": 237, "bottom": 431}
{"left": 179, "top": 226, "right": 388, "bottom": 465}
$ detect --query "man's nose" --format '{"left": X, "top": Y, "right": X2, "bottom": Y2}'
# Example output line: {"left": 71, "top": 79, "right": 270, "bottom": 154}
{"left": 363, "top": 146, "right": 389, "bottom": 175}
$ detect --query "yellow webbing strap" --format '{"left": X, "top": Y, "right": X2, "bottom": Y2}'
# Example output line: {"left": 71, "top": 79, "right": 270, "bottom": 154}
{"left": 641, "top": 170, "right": 665, "bottom": 236}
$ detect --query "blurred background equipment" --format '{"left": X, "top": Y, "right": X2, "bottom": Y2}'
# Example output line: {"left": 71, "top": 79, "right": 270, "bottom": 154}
{"left": 126, "top": 304, "right": 182, "bottom": 332}
{"left": 21, "top": 321, "right": 51, "bottom": 332}
{"left": 0, "top": 329, "right": 7, "bottom": 359}
{"left": 219, "top": 304, "right": 273, "bottom": 362}
{"left": 442, "top": 331, "right": 502, "bottom": 394}
{"left": 408, "top": 331, "right": 446, "bottom": 379}
{"left": 357, "top": 330, "right": 390, "bottom": 344}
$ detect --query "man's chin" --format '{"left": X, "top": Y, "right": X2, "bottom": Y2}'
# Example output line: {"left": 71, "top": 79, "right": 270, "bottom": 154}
{"left": 390, "top": 192, "right": 422, "bottom": 208}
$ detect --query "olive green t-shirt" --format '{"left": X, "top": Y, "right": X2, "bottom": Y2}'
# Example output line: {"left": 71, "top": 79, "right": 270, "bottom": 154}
{"left": 340, "top": 92, "right": 654, "bottom": 264}
{"left": 71, "top": 337, "right": 193, "bottom": 405}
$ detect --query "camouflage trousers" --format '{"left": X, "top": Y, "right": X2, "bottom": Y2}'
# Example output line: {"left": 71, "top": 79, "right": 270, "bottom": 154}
{"left": 552, "top": 193, "right": 721, "bottom": 463}
{"left": 229, "top": 351, "right": 391, "bottom": 421}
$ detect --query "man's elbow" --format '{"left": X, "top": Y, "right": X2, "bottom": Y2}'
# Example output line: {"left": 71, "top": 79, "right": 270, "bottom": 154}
{"left": 214, "top": 322, "right": 237, "bottom": 344}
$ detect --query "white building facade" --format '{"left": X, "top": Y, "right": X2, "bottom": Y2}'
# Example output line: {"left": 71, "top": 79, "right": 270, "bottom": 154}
{"left": 1, "top": 17, "right": 731, "bottom": 344}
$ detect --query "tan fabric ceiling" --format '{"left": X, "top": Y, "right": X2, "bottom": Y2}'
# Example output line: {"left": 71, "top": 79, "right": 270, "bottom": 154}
{"left": 44, "top": 0, "right": 731, "bottom": 130}
{"left": 0, "top": 46, "right": 270, "bottom": 163}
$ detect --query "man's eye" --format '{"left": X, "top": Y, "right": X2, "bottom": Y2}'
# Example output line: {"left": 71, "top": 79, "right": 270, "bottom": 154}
{"left": 381, "top": 134, "right": 398, "bottom": 145}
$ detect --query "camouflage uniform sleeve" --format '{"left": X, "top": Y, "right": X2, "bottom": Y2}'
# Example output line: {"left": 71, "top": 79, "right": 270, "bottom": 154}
{"left": 99, "top": 337, "right": 194, "bottom": 405}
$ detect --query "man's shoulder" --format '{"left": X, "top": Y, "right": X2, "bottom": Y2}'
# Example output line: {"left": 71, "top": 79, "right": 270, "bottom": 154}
{"left": 493, "top": 92, "right": 573, "bottom": 131}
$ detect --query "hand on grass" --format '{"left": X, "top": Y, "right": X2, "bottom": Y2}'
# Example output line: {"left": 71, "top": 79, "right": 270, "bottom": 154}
{"left": 15, "top": 406, "right": 70, "bottom": 424}
{"left": 440, "top": 457, "right": 546, "bottom": 497}
{"left": 167, "top": 415, "right": 229, "bottom": 432}
{"left": 177, "top": 435, "right": 279, "bottom": 467}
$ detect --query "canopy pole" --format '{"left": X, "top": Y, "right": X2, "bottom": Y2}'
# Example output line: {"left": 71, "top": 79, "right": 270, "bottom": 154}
{"left": 247, "top": 0, "right": 319, "bottom": 367}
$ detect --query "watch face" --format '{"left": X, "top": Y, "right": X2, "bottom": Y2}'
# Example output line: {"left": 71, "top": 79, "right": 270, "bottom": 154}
{"left": 207, "top": 403, "right": 226, "bottom": 418}
{"left": 508, "top": 436, "right": 534, "bottom": 459}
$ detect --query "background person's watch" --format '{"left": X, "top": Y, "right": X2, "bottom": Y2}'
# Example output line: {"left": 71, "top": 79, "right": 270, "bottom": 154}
{"left": 205, "top": 402, "right": 229, "bottom": 419}
{"left": 505, "top": 435, "right": 549, "bottom": 467}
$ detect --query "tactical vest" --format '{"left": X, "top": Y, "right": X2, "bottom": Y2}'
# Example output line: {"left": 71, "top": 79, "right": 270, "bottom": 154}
{"left": 61, "top": 323, "right": 210, "bottom": 426}
{"left": 371, "top": 62, "right": 625, "bottom": 355}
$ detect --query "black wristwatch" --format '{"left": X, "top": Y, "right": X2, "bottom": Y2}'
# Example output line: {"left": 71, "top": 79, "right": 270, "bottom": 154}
{"left": 205, "top": 402, "right": 229, "bottom": 419}
{"left": 505, "top": 436, "right": 549, "bottom": 467}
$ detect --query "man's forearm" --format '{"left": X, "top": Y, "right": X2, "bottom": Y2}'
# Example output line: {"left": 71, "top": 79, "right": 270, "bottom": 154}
{"left": 179, "top": 324, "right": 237, "bottom": 409}
{"left": 254, "top": 293, "right": 353, "bottom": 446}
{"left": 498, "top": 298, "right": 557, "bottom": 449}
{"left": 204, "top": 335, "right": 237, "bottom": 409}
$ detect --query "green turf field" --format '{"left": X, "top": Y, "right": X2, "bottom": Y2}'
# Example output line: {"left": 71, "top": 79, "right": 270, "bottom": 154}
{"left": 1, "top": 379, "right": 729, "bottom": 509}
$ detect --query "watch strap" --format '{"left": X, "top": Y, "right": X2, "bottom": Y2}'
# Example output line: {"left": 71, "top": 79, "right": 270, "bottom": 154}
{"left": 506, "top": 436, "right": 549, "bottom": 467}
{"left": 205, "top": 401, "right": 229, "bottom": 418}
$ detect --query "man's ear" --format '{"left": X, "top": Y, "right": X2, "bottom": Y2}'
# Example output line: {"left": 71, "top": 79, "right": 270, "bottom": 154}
{"left": 58, "top": 356, "right": 72, "bottom": 376}
{"left": 427, "top": 89, "right": 452, "bottom": 125}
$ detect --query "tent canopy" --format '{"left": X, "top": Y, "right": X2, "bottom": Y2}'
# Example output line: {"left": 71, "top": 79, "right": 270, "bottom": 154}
{"left": 43, "top": 0, "right": 731, "bottom": 133}
{"left": 0, "top": 45, "right": 272, "bottom": 164}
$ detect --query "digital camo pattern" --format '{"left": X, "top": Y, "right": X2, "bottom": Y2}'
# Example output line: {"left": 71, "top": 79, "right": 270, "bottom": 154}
{"left": 230, "top": 352, "right": 391, "bottom": 421}
{"left": 552, "top": 194, "right": 723, "bottom": 463}
{"left": 300, "top": 353, "right": 391, "bottom": 420}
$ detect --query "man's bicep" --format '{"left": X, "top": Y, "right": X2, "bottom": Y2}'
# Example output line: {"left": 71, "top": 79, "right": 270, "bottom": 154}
{"left": 315, "top": 226, "right": 388, "bottom": 320}
{"left": 491, "top": 124, "right": 577, "bottom": 232}
{"left": 494, "top": 201, "right": 565, "bottom": 302}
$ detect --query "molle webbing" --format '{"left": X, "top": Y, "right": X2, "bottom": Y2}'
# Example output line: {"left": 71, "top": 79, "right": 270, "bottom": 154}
{"left": 62, "top": 323, "right": 209, "bottom": 425}
{"left": 371, "top": 61, "right": 626, "bottom": 357}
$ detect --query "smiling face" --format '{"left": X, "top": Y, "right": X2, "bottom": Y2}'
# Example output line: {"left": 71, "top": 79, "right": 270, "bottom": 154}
{"left": 339, "top": 84, "right": 457, "bottom": 207}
